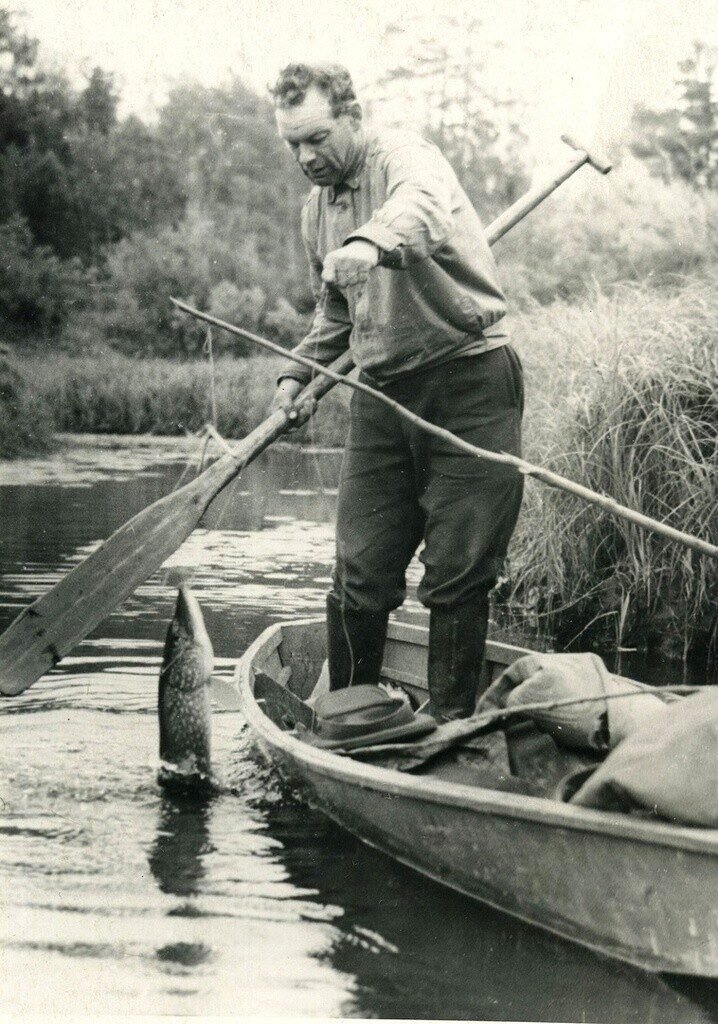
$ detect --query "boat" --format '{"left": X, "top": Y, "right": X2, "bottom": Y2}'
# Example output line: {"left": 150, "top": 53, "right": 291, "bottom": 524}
{"left": 235, "top": 615, "right": 718, "bottom": 977}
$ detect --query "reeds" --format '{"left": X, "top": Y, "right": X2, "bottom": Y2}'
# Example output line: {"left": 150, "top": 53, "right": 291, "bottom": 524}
{"left": 5, "top": 271, "right": 716, "bottom": 662}
{"left": 508, "top": 272, "right": 718, "bottom": 662}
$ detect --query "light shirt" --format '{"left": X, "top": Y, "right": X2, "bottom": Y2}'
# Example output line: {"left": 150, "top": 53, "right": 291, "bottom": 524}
{"left": 279, "top": 127, "right": 508, "bottom": 386}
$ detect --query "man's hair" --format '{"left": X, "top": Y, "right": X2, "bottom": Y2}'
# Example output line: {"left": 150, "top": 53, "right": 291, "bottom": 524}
{"left": 269, "top": 63, "right": 357, "bottom": 118}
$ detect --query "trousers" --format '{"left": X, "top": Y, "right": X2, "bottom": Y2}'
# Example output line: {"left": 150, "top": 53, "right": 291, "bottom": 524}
{"left": 331, "top": 345, "right": 524, "bottom": 613}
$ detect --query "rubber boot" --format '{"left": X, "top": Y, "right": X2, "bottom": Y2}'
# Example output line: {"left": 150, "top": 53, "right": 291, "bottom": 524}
{"left": 428, "top": 598, "right": 490, "bottom": 722}
{"left": 326, "top": 592, "right": 389, "bottom": 691}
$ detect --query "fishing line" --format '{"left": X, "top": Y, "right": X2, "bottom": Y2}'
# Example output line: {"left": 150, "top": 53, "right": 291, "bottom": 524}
{"left": 171, "top": 427, "right": 211, "bottom": 492}
{"left": 203, "top": 327, "right": 219, "bottom": 428}
{"left": 304, "top": 358, "right": 356, "bottom": 687}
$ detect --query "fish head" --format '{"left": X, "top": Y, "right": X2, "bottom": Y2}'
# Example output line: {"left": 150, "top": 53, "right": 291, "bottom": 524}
{"left": 161, "top": 585, "right": 214, "bottom": 688}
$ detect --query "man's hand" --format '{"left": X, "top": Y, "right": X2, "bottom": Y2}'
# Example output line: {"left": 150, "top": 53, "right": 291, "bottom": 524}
{"left": 322, "top": 240, "right": 379, "bottom": 288}
{"left": 271, "top": 378, "right": 317, "bottom": 429}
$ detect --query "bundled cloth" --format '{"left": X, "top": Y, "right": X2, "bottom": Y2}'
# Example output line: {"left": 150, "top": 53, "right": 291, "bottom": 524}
{"left": 477, "top": 652, "right": 669, "bottom": 753}
{"left": 479, "top": 652, "right": 718, "bottom": 827}
{"left": 570, "top": 689, "right": 718, "bottom": 827}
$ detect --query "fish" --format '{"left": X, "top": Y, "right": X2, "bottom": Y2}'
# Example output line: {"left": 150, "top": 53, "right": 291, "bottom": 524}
{"left": 158, "top": 568, "right": 214, "bottom": 791}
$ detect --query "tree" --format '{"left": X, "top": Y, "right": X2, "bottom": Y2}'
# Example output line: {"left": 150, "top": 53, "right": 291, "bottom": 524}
{"left": 367, "top": 14, "right": 530, "bottom": 218}
{"left": 632, "top": 42, "right": 718, "bottom": 189}
{"left": 79, "top": 67, "right": 118, "bottom": 135}
{"left": 157, "top": 79, "right": 309, "bottom": 296}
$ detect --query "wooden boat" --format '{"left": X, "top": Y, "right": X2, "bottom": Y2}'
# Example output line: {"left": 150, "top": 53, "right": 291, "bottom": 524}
{"left": 235, "top": 616, "right": 718, "bottom": 977}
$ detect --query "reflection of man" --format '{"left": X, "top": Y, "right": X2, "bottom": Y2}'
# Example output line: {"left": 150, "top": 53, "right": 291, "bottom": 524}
{"left": 270, "top": 63, "right": 524, "bottom": 722}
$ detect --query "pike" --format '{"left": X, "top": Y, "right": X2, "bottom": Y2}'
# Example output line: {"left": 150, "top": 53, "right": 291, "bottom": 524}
{"left": 0, "top": 135, "right": 612, "bottom": 698}
{"left": 157, "top": 570, "right": 214, "bottom": 790}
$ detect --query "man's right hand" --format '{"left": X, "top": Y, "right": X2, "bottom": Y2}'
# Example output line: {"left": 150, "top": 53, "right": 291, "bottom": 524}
{"left": 271, "top": 378, "right": 317, "bottom": 428}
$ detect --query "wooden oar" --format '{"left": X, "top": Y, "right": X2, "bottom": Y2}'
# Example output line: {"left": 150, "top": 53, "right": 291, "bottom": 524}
{"left": 0, "top": 360, "right": 350, "bottom": 696}
{"left": 172, "top": 298, "right": 718, "bottom": 562}
{"left": 0, "top": 135, "right": 611, "bottom": 697}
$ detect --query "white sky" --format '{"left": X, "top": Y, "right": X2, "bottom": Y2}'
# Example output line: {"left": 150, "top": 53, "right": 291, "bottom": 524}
{"left": 20, "top": 0, "right": 718, "bottom": 165}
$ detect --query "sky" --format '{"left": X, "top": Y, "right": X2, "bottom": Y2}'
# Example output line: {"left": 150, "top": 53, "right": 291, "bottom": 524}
{"left": 20, "top": 0, "right": 718, "bottom": 166}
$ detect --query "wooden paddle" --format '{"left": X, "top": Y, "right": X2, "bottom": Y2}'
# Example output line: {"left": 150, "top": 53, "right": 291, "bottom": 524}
{"left": 0, "top": 135, "right": 610, "bottom": 697}
{"left": 0, "top": 360, "right": 350, "bottom": 696}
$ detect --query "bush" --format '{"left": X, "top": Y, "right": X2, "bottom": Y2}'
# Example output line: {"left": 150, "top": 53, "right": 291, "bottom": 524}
{"left": 63, "top": 211, "right": 310, "bottom": 357}
{"left": 0, "top": 216, "right": 90, "bottom": 336}
{"left": 497, "top": 160, "right": 718, "bottom": 306}
{"left": 0, "top": 349, "right": 55, "bottom": 456}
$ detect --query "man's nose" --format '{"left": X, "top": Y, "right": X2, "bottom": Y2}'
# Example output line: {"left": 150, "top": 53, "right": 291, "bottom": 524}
{"left": 298, "top": 142, "right": 317, "bottom": 166}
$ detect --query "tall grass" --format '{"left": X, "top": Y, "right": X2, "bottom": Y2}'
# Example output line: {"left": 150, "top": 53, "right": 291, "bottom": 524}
{"left": 508, "top": 271, "right": 718, "bottom": 661}
{"left": 0, "top": 351, "right": 55, "bottom": 457}
{"left": 20, "top": 352, "right": 349, "bottom": 447}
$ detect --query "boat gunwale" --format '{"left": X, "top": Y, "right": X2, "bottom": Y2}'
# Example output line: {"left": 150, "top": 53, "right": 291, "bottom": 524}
{"left": 235, "top": 618, "right": 718, "bottom": 857}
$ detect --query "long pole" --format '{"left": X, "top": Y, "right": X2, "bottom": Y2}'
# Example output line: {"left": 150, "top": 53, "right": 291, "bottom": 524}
{"left": 0, "top": 137, "right": 624, "bottom": 697}
{"left": 170, "top": 303, "right": 718, "bottom": 561}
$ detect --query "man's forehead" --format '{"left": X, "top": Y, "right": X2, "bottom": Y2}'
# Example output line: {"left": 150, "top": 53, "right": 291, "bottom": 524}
{"left": 275, "top": 87, "right": 335, "bottom": 137}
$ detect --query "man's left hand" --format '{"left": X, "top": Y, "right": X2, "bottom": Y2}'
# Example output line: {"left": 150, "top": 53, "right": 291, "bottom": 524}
{"left": 322, "top": 240, "right": 379, "bottom": 288}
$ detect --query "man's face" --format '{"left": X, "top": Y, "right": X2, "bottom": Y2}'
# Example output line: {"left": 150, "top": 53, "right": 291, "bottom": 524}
{"left": 275, "top": 85, "right": 360, "bottom": 187}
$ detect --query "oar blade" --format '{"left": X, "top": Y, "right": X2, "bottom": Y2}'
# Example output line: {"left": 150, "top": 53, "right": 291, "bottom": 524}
{"left": 0, "top": 454, "right": 237, "bottom": 696}
{"left": 0, "top": 358, "right": 354, "bottom": 698}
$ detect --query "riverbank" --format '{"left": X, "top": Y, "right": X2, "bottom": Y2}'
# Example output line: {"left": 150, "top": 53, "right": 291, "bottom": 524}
{"left": 3, "top": 272, "right": 717, "bottom": 663}
{"left": 15, "top": 351, "right": 350, "bottom": 446}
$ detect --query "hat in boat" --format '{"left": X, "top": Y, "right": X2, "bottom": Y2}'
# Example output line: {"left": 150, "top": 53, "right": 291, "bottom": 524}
{"left": 307, "top": 684, "right": 436, "bottom": 750}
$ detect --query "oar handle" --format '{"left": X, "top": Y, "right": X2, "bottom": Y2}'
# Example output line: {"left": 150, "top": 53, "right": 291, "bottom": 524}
{"left": 486, "top": 135, "right": 611, "bottom": 245}
{"left": 293, "top": 351, "right": 355, "bottom": 403}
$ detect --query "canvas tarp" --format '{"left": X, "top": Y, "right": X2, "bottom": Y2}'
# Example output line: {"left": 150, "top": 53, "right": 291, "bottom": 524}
{"left": 477, "top": 652, "right": 668, "bottom": 752}
{"left": 570, "top": 689, "right": 718, "bottom": 827}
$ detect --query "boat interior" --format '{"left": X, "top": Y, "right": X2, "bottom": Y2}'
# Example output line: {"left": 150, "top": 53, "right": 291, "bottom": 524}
{"left": 248, "top": 617, "right": 601, "bottom": 802}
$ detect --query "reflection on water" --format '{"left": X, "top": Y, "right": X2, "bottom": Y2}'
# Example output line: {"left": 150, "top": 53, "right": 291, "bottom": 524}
{"left": 263, "top": 795, "right": 718, "bottom": 1023}
{"left": 1, "top": 436, "right": 716, "bottom": 1020}
{"left": 149, "top": 792, "right": 215, "bottom": 898}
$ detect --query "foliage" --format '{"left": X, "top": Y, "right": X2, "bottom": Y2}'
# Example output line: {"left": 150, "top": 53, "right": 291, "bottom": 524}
{"left": 0, "top": 215, "right": 90, "bottom": 334}
{"left": 496, "top": 160, "right": 718, "bottom": 305}
{"left": 367, "top": 13, "right": 530, "bottom": 218}
{"left": 631, "top": 42, "right": 718, "bottom": 189}
{"left": 506, "top": 274, "right": 718, "bottom": 662}
{"left": 0, "top": 11, "right": 186, "bottom": 267}
{"left": 0, "top": 348, "right": 54, "bottom": 456}
{"left": 63, "top": 211, "right": 311, "bottom": 357}
{"left": 156, "top": 79, "right": 308, "bottom": 291}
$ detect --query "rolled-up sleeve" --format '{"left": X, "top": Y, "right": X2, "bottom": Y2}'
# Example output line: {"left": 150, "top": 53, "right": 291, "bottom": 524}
{"left": 278, "top": 205, "right": 352, "bottom": 386}
{"left": 345, "top": 140, "right": 455, "bottom": 266}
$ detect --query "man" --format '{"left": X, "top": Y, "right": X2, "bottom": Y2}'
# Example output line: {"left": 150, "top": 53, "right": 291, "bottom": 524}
{"left": 270, "top": 63, "right": 524, "bottom": 722}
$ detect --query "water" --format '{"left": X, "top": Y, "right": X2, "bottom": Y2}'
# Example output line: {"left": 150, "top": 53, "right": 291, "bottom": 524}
{"left": 1, "top": 436, "right": 716, "bottom": 1020}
